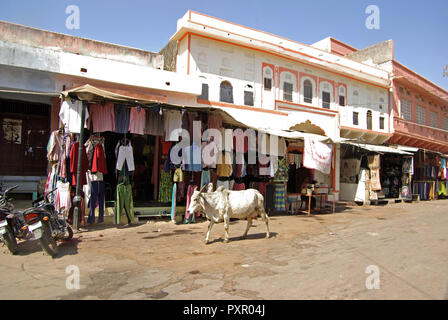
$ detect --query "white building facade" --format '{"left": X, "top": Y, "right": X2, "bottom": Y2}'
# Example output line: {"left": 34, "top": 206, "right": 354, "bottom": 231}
{"left": 166, "top": 10, "right": 392, "bottom": 200}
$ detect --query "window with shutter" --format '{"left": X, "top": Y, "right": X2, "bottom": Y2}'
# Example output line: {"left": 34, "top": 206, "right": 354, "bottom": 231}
{"left": 304, "top": 80, "right": 313, "bottom": 104}
{"left": 416, "top": 105, "right": 426, "bottom": 125}
{"left": 322, "top": 91, "right": 331, "bottom": 109}
{"left": 220, "top": 81, "right": 233, "bottom": 103}
{"left": 379, "top": 117, "right": 385, "bottom": 130}
{"left": 353, "top": 112, "right": 359, "bottom": 125}
{"left": 400, "top": 99, "right": 412, "bottom": 121}
{"left": 283, "top": 82, "right": 293, "bottom": 102}
{"left": 367, "top": 110, "right": 373, "bottom": 130}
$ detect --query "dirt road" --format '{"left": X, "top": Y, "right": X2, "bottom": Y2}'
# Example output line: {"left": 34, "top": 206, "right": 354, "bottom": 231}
{"left": 1, "top": 200, "right": 447, "bottom": 300}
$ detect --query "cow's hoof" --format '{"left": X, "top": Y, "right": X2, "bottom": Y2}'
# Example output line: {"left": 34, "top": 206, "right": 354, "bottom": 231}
{"left": 266, "top": 234, "right": 270, "bottom": 239}
{"left": 224, "top": 239, "right": 229, "bottom": 243}
{"left": 205, "top": 240, "right": 210, "bottom": 245}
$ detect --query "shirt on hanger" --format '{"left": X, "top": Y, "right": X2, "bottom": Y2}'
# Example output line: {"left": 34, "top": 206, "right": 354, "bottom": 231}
{"left": 164, "top": 110, "right": 182, "bottom": 142}
{"left": 145, "top": 109, "right": 164, "bottom": 136}
{"left": 89, "top": 102, "right": 115, "bottom": 133}
{"left": 114, "top": 104, "right": 130, "bottom": 134}
{"left": 129, "top": 106, "right": 146, "bottom": 135}
{"left": 59, "top": 100, "right": 89, "bottom": 134}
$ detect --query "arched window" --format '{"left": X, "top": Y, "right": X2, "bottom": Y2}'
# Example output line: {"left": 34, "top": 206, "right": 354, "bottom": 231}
{"left": 367, "top": 110, "right": 373, "bottom": 130}
{"left": 339, "top": 86, "right": 346, "bottom": 106}
{"left": 220, "top": 81, "right": 233, "bottom": 103}
{"left": 263, "top": 67, "right": 273, "bottom": 91}
{"left": 244, "top": 84, "right": 254, "bottom": 106}
{"left": 304, "top": 79, "right": 313, "bottom": 104}
{"left": 322, "top": 83, "right": 331, "bottom": 109}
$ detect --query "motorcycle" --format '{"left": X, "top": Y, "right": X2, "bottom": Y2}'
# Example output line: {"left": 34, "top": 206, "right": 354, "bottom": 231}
{"left": 21, "top": 190, "right": 74, "bottom": 257}
{"left": 0, "top": 185, "right": 23, "bottom": 254}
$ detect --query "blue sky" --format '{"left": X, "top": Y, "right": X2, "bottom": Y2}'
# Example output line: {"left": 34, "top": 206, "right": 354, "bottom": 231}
{"left": 1, "top": 0, "right": 447, "bottom": 90}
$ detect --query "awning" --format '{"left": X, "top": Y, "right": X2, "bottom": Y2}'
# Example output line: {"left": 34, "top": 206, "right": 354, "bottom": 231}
{"left": 0, "top": 88, "right": 60, "bottom": 96}
{"left": 213, "top": 105, "right": 334, "bottom": 143}
{"left": 61, "top": 84, "right": 249, "bottom": 129}
{"left": 61, "top": 84, "right": 165, "bottom": 104}
{"left": 344, "top": 142, "right": 413, "bottom": 155}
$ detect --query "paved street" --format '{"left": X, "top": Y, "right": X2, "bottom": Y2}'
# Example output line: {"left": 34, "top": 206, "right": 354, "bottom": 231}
{"left": 1, "top": 200, "right": 447, "bottom": 300}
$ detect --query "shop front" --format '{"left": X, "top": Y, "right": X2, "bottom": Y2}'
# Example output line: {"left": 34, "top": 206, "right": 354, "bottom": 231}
{"left": 412, "top": 149, "right": 448, "bottom": 200}
{"left": 43, "top": 84, "right": 341, "bottom": 228}
{"left": 340, "top": 142, "right": 414, "bottom": 203}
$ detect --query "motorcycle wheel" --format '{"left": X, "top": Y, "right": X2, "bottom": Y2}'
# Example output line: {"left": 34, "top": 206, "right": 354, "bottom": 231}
{"left": 39, "top": 223, "right": 59, "bottom": 258}
{"left": 2, "top": 226, "right": 18, "bottom": 255}
{"left": 65, "top": 225, "right": 74, "bottom": 240}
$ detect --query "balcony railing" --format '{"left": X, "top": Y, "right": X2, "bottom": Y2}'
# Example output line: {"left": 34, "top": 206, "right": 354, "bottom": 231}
{"left": 394, "top": 117, "right": 448, "bottom": 142}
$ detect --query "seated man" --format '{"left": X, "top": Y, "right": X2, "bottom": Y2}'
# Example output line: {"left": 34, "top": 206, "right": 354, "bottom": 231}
{"left": 300, "top": 177, "right": 316, "bottom": 210}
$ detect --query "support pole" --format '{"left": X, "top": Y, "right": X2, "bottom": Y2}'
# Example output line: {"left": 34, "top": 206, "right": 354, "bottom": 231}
{"left": 72, "top": 100, "right": 87, "bottom": 231}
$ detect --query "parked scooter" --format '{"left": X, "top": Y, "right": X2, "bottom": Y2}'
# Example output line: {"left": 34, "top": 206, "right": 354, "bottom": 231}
{"left": 21, "top": 190, "right": 74, "bottom": 257}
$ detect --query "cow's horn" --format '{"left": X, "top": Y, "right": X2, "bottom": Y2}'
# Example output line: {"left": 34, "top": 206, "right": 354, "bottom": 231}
{"left": 198, "top": 184, "right": 208, "bottom": 194}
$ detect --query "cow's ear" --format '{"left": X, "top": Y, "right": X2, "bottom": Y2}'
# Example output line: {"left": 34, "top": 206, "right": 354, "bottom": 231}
{"left": 194, "top": 186, "right": 198, "bottom": 192}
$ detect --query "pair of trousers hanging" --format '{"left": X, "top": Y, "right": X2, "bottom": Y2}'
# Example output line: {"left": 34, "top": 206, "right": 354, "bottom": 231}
{"left": 88, "top": 181, "right": 105, "bottom": 224}
{"left": 116, "top": 183, "right": 134, "bottom": 224}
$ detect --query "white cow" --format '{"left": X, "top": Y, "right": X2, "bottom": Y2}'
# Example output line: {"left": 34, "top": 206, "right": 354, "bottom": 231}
{"left": 186, "top": 183, "right": 270, "bottom": 244}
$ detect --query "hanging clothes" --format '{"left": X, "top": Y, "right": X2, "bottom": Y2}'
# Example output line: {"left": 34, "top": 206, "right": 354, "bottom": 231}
{"left": 91, "top": 143, "right": 108, "bottom": 174}
{"left": 89, "top": 102, "right": 115, "bottom": 133}
{"left": 115, "top": 141, "right": 135, "bottom": 172}
{"left": 47, "top": 130, "right": 64, "bottom": 162}
{"left": 128, "top": 106, "right": 146, "bottom": 135}
{"left": 202, "top": 140, "right": 218, "bottom": 169}
{"left": 217, "top": 152, "right": 232, "bottom": 177}
{"left": 171, "top": 183, "right": 177, "bottom": 222}
{"left": 69, "top": 142, "right": 89, "bottom": 187}
{"left": 201, "top": 170, "right": 211, "bottom": 189}
{"left": 158, "top": 170, "right": 173, "bottom": 203}
{"left": 59, "top": 99, "right": 89, "bottom": 134}
{"left": 116, "top": 183, "right": 134, "bottom": 225}
{"left": 145, "top": 109, "right": 164, "bottom": 136}
{"left": 114, "top": 104, "right": 131, "bottom": 134}
{"left": 163, "top": 109, "right": 182, "bottom": 142}
{"left": 84, "top": 135, "right": 102, "bottom": 166}
{"left": 54, "top": 181, "right": 71, "bottom": 214}
{"left": 88, "top": 180, "right": 105, "bottom": 224}
{"left": 274, "top": 183, "right": 287, "bottom": 211}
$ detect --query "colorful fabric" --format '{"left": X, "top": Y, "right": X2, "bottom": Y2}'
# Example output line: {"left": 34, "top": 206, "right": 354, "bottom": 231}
{"left": 158, "top": 170, "right": 173, "bottom": 203}
{"left": 274, "top": 183, "right": 287, "bottom": 211}
{"left": 171, "top": 183, "right": 177, "bottom": 222}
